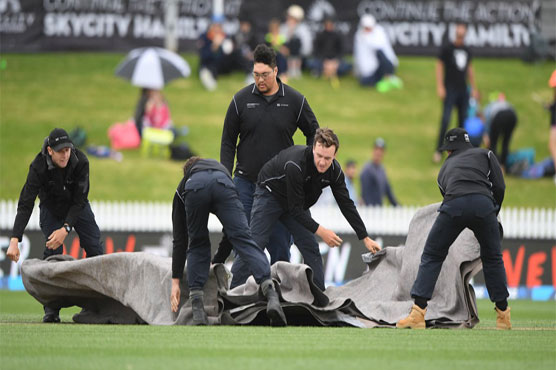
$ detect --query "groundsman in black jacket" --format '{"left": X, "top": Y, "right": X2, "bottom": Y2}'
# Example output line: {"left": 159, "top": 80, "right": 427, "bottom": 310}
{"left": 397, "top": 128, "right": 511, "bottom": 330}
{"left": 231, "top": 128, "right": 381, "bottom": 290}
{"left": 7, "top": 128, "right": 103, "bottom": 323}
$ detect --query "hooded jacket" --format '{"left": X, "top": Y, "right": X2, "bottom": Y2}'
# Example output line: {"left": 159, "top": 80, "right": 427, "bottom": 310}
{"left": 258, "top": 145, "right": 368, "bottom": 240}
{"left": 11, "top": 139, "right": 90, "bottom": 241}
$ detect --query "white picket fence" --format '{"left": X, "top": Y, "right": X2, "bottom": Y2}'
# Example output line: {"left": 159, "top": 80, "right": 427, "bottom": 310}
{"left": 1, "top": 199, "right": 554, "bottom": 239}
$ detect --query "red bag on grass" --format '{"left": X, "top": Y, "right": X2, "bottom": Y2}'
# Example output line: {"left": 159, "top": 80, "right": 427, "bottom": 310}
{"left": 108, "top": 120, "right": 141, "bottom": 150}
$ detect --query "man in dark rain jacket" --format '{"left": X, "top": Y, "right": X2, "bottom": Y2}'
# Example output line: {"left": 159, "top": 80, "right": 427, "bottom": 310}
{"left": 397, "top": 127, "right": 511, "bottom": 330}
{"left": 7, "top": 128, "right": 104, "bottom": 323}
{"left": 217, "top": 43, "right": 319, "bottom": 287}
{"left": 171, "top": 157, "right": 286, "bottom": 326}
{"left": 230, "top": 128, "right": 381, "bottom": 291}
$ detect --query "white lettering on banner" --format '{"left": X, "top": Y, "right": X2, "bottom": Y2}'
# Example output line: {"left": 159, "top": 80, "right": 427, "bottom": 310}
{"left": 133, "top": 14, "right": 165, "bottom": 38}
{"left": 382, "top": 21, "right": 530, "bottom": 49}
{"left": 179, "top": 0, "right": 212, "bottom": 16}
{"left": 383, "top": 22, "right": 446, "bottom": 47}
{"left": 128, "top": 0, "right": 161, "bottom": 14}
{"left": 357, "top": 0, "right": 537, "bottom": 24}
{"left": 0, "top": 235, "right": 30, "bottom": 279}
{"left": 465, "top": 23, "right": 530, "bottom": 48}
{"left": 175, "top": 16, "right": 210, "bottom": 39}
{"left": 473, "top": 2, "right": 539, "bottom": 23}
{"left": 358, "top": 0, "right": 441, "bottom": 21}
{"left": 43, "top": 0, "right": 125, "bottom": 13}
{"left": 0, "top": 0, "right": 21, "bottom": 13}
{"left": 44, "top": 12, "right": 131, "bottom": 37}
{"left": 324, "top": 242, "right": 352, "bottom": 284}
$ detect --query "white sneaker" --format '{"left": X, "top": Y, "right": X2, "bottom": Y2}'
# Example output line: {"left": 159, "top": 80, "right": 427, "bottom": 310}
{"left": 199, "top": 68, "right": 217, "bottom": 91}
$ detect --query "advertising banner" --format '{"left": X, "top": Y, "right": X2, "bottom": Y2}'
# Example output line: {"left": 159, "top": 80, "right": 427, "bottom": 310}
{"left": 0, "top": 0, "right": 542, "bottom": 57}
{"left": 1, "top": 229, "right": 554, "bottom": 300}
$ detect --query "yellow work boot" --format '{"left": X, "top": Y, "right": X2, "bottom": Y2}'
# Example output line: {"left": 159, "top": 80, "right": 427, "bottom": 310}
{"left": 396, "top": 304, "right": 426, "bottom": 329}
{"left": 495, "top": 306, "right": 511, "bottom": 330}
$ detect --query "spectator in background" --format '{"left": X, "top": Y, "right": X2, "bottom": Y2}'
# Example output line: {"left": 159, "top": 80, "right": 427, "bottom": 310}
{"left": 265, "top": 18, "right": 288, "bottom": 80}
{"left": 133, "top": 88, "right": 149, "bottom": 137}
{"left": 548, "top": 70, "right": 556, "bottom": 178}
{"left": 482, "top": 92, "right": 517, "bottom": 170}
{"left": 280, "top": 4, "right": 313, "bottom": 79}
{"left": 354, "top": 14, "right": 401, "bottom": 92}
{"left": 314, "top": 159, "right": 358, "bottom": 207}
{"left": 433, "top": 23, "right": 478, "bottom": 163}
{"left": 310, "top": 17, "right": 351, "bottom": 88}
{"left": 360, "top": 138, "right": 399, "bottom": 207}
{"left": 198, "top": 21, "right": 249, "bottom": 91}
{"left": 233, "top": 18, "right": 259, "bottom": 68}
{"left": 133, "top": 89, "right": 172, "bottom": 137}
{"left": 344, "top": 160, "right": 358, "bottom": 203}
{"left": 143, "top": 90, "right": 172, "bottom": 131}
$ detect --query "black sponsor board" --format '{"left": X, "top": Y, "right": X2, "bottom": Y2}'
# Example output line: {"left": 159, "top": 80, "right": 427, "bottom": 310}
{"left": 0, "top": 0, "right": 542, "bottom": 57}
{"left": 1, "top": 229, "right": 554, "bottom": 288}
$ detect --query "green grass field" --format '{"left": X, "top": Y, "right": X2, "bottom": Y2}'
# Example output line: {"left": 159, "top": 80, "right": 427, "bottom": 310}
{"left": 0, "top": 53, "right": 554, "bottom": 207}
{"left": 0, "top": 291, "right": 554, "bottom": 370}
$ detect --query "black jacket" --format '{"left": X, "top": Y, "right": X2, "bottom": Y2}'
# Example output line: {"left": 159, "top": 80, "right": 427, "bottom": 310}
{"left": 258, "top": 145, "right": 368, "bottom": 240}
{"left": 220, "top": 79, "right": 319, "bottom": 183}
{"left": 11, "top": 139, "right": 90, "bottom": 241}
{"left": 171, "top": 158, "right": 231, "bottom": 279}
{"left": 438, "top": 147, "right": 505, "bottom": 209}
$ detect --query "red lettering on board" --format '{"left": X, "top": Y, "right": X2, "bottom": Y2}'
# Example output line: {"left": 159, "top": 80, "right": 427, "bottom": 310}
{"left": 105, "top": 237, "right": 114, "bottom": 254}
{"left": 69, "top": 237, "right": 81, "bottom": 259}
{"left": 104, "top": 235, "right": 136, "bottom": 254}
{"left": 526, "top": 252, "right": 546, "bottom": 288}
{"left": 502, "top": 246, "right": 525, "bottom": 287}
{"left": 552, "top": 246, "right": 556, "bottom": 287}
{"left": 125, "top": 235, "right": 136, "bottom": 252}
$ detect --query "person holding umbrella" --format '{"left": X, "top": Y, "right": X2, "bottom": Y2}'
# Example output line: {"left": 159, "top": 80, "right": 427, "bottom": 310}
{"left": 115, "top": 47, "right": 190, "bottom": 137}
{"left": 397, "top": 128, "right": 510, "bottom": 330}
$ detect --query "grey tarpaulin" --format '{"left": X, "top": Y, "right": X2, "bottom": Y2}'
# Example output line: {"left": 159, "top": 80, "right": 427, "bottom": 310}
{"left": 20, "top": 203, "right": 482, "bottom": 327}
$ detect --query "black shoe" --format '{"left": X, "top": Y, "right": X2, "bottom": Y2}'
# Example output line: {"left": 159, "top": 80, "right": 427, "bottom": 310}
{"left": 265, "top": 287, "right": 287, "bottom": 327}
{"left": 42, "top": 313, "right": 61, "bottom": 323}
{"left": 43, "top": 307, "right": 60, "bottom": 323}
{"left": 191, "top": 297, "right": 208, "bottom": 326}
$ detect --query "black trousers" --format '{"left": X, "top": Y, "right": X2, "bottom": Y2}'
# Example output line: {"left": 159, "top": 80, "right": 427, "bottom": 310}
{"left": 489, "top": 109, "right": 517, "bottom": 167}
{"left": 39, "top": 202, "right": 104, "bottom": 259}
{"left": 231, "top": 186, "right": 325, "bottom": 291}
{"left": 40, "top": 202, "right": 103, "bottom": 315}
{"left": 184, "top": 170, "right": 271, "bottom": 291}
{"left": 437, "top": 88, "right": 469, "bottom": 151}
{"left": 411, "top": 194, "right": 509, "bottom": 304}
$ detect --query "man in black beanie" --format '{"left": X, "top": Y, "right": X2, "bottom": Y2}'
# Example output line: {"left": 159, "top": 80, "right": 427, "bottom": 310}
{"left": 397, "top": 127, "right": 511, "bottom": 330}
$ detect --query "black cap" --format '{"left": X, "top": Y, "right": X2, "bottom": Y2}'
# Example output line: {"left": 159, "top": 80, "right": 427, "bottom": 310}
{"left": 438, "top": 128, "right": 473, "bottom": 151}
{"left": 47, "top": 128, "right": 74, "bottom": 152}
